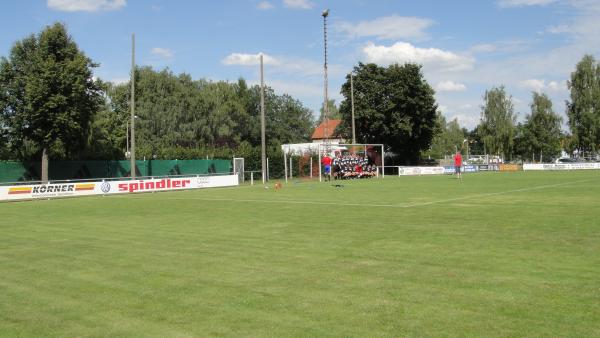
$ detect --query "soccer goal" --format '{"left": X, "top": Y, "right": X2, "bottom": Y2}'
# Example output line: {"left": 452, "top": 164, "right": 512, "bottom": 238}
{"left": 317, "top": 143, "right": 385, "bottom": 182}
{"left": 233, "top": 157, "right": 244, "bottom": 184}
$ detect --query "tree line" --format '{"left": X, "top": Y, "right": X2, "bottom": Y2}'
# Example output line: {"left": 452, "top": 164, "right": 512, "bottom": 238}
{"left": 0, "top": 23, "right": 314, "bottom": 181}
{"left": 334, "top": 57, "right": 600, "bottom": 163}
{"left": 2, "top": 23, "right": 600, "bottom": 182}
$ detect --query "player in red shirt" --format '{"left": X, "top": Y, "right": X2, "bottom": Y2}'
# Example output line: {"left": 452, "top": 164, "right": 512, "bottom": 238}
{"left": 454, "top": 151, "right": 463, "bottom": 179}
{"left": 322, "top": 154, "right": 332, "bottom": 181}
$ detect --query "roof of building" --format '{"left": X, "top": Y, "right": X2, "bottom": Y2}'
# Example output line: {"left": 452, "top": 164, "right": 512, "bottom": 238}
{"left": 311, "top": 119, "right": 342, "bottom": 140}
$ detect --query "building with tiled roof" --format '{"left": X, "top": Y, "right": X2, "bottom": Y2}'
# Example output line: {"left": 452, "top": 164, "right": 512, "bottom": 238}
{"left": 311, "top": 119, "right": 344, "bottom": 144}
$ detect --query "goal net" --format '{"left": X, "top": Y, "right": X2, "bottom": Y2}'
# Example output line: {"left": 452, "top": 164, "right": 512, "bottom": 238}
{"left": 317, "top": 143, "right": 385, "bottom": 182}
{"left": 280, "top": 143, "right": 386, "bottom": 182}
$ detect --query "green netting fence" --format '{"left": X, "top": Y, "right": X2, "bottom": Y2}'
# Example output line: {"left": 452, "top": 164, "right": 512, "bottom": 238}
{"left": 0, "top": 159, "right": 232, "bottom": 183}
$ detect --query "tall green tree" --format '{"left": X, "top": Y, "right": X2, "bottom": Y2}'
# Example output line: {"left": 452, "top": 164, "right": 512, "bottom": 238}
{"left": 338, "top": 63, "right": 438, "bottom": 164}
{"left": 478, "top": 86, "right": 516, "bottom": 159}
{"left": 566, "top": 54, "right": 600, "bottom": 154}
{"left": 101, "top": 67, "right": 313, "bottom": 159}
{"left": 425, "top": 113, "right": 467, "bottom": 159}
{"left": 516, "top": 92, "right": 562, "bottom": 162}
{"left": 82, "top": 81, "right": 128, "bottom": 160}
{"left": 0, "top": 23, "right": 102, "bottom": 181}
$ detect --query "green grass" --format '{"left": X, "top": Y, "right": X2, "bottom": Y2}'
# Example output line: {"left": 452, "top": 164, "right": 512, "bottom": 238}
{"left": 1, "top": 171, "right": 599, "bottom": 337}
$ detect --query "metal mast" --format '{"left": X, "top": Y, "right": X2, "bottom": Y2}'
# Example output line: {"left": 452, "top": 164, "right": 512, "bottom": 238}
{"left": 130, "top": 33, "right": 136, "bottom": 179}
{"left": 322, "top": 9, "right": 330, "bottom": 153}
{"left": 351, "top": 72, "right": 356, "bottom": 144}
{"left": 260, "top": 54, "right": 266, "bottom": 184}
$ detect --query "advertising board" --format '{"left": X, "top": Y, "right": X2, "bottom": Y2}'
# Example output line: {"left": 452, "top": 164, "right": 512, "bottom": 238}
{"left": 499, "top": 164, "right": 521, "bottom": 172}
{"left": 444, "top": 165, "right": 480, "bottom": 174}
{"left": 523, "top": 163, "right": 600, "bottom": 171}
{"left": 0, "top": 175, "right": 239, "bottom": 202}
{"left": 398, "top": 166, "right": 445, "bottom": 176}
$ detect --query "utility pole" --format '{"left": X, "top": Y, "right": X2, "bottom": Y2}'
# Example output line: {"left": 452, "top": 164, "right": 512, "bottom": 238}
{"left": 126, "top": 120, "right": 129, "bottom": 155}
{"left": 130, "top": 33, "right": 136, "bottom": 179}
{"left": 322, "top": 9, "right": 330, "bottom": 153}
{"left": 260, "top": 54, "right": 266, "bottom": 184}
{"left": 350, "top": 72, "right": 356, "bottom": 144}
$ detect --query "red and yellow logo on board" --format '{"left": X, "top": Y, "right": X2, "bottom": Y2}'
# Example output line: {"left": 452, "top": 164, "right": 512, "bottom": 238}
{"left": 75, "top": 184, "right": 95, "bottom": 191}
{"left": 8, "top": 187, "right": 32, "bottom": 195}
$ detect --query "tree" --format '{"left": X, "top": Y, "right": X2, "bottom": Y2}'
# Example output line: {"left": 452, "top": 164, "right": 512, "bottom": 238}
{"left": 317, "top": 99, "right": 341, "bottom": 124}
{"left": 566, "top": 54, "right": 600, "bottom": 155}
{"left": 0, "top": 23, "right": 102, "bottom": 182}
{"left": 478, "top": 86, "right": 516, "bottom": 159}
{"left": 338, "top": 63, "right": 438, "bottom": 164}
{"left": 467, "top": 126, "right": 484, "bottom": 155}
{"left": 101, "top": 67, "right": 314, "bottom": 159}
{"left": 516, "top": 92, "right": 562, "bottom": 162}
{"left": 425, "top": 113, "right": 467, "bottom": 159}
{"left": 82, "top": 81, "right": 128, "bottom": 160}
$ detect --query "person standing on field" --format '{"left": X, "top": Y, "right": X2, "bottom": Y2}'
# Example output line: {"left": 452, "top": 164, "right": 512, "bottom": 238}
{"left": 454, "top": 151, "right": 463, "bottom": 179}
{"left": 322, "top": 154, "right": 332, "bottom": 181}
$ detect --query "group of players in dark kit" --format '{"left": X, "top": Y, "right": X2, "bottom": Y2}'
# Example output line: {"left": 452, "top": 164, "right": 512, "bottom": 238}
{"left": 322, "top": 153, "right": 377, "bottom": 180}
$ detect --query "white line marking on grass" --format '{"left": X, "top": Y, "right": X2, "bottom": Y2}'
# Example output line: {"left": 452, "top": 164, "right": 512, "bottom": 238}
{"left": 401, "top": 178, "right": 596, "bottom": 208}
{"left": 119, "top": 178, "right": 598, "bottom": 209}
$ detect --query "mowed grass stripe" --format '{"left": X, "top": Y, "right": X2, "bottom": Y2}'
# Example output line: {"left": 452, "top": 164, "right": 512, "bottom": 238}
{"left": 0, "top": 171, "right": 599, "bottom": 336}
{"left": 128, "top": 177, "right": 598, "bottom": 209}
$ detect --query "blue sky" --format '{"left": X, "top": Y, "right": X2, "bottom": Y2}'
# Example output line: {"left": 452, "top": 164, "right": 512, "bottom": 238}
{"left": 2, "top": 0, "right": 600, "bottom": 129}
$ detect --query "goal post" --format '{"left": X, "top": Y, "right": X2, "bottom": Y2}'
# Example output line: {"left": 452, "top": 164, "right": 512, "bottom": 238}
{"left": 233, "top": 157, "right": 244, "bottom": 184}
{"left": 317, "top": 143, "right": 385, "bottom": 182}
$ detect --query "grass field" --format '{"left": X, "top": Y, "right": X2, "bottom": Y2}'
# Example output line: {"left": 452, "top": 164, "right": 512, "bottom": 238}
{"left": 1, "top": 171, "right": 599, "bottom": 337}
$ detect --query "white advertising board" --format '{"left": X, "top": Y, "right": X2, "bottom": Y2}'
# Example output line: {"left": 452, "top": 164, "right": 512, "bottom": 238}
{"left": 0, "top": 175, "right": 239, "bottom": 202}
{"left": 398, "top": 166, "right": 445, "bottom": 176}
{"left": 523, "top": 163, "right": 600, "bottom": 171}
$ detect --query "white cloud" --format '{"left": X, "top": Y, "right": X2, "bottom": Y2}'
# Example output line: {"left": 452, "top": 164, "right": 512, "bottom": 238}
{"left": 519, "top": 79, "right": 567, "bottom": 92}
{"left": 469, "top": 40, "right": 532, "bottom": 55}
{"left": 47, "top": 0, "right": 125, "bottom": 12}
{"left": 547, "top": 80, "right": 565, "bottom": 91}
{"left": 335, "top": 15, "right": 434, "bottom": 41}
{"left": 497, "top": 0, "right": 558, "bottom": 7}
{"left": 362, "top": 42, "right": 475, "bottom": 72}
{"left": 470, "top": 44, "right": 497, "bottom": 53}
{"left": 283, "top": 0, "right": 313, "bottom": 9}
{"left": 448, "top": 113, "right": 481, "bottom": 129}
{"left": 546, "top": 24, "right": 572, "bottom": 34}
{"left": 257, "top": 1, "right": 274, "bottom": 10}
{"left": 222, "top": 53, "right": 279, "bottom": 66}
{"left": 222, "top": 52, "right": 347, "bottom": 78}
{"left": 520, "top": 79, "right": 546, "bottom": 92}
{"left": 151, "top": 47, "right": 174, "bottom": 60}
{"left": 109, "top": 77, "right": 130, "bottom": 85}
{"left": 436, "top": 81, "right": 467, "bottom": 92}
